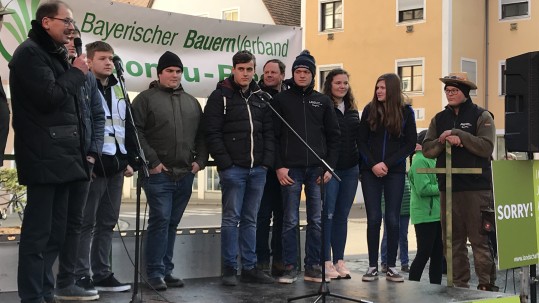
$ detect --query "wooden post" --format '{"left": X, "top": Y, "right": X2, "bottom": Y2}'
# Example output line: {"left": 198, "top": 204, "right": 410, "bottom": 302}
{"left": 416, "top": 142, "right": 482, "bottom": 287}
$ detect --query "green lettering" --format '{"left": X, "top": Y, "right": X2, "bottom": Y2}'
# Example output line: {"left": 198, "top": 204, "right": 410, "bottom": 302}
{"left": 183, "top": 67, "right": 200, "bottom": 82}
{"left": 184, "top": 29, "right": 197, "bottom": 48}
{"left": 93, "top": 20, "right": 105, "bottom": 39}
{"left": 80, "top": 13, "right": 95, "bottom": 33}
{"left": 145, "top": 62, "right": 157, "bottom": 78}
{"left": 114, "top": 24, "right": 124, "bottom": 39}
{"left": 161, "top": 31, "right": 171, "bottom": 45}
{"left": 126, "top": 61, "right": 143, "bottom": 77}
{"left": 194, "top": 35, "right": 204, "bottom": 49}
{"left": 168, "top": 32, "right": 178, "bottom": 46}
{"left": 212, "top": 37, "right": 222, "bottom": 51}
{"left": 218, "top": 64, "right": 232, "bottom": 81}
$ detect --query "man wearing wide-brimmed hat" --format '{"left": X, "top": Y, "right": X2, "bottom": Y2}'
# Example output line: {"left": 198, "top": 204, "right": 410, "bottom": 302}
{"left": 422, "top": 72, "right": 497, "bottom": 291}
{"left": 0, "top": 0, "right": 14, "bottom": 167}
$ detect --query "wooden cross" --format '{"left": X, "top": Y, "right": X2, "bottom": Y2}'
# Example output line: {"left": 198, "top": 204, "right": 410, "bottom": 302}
{"left": 416, "top": 142, "right": 482, "bottom": 287}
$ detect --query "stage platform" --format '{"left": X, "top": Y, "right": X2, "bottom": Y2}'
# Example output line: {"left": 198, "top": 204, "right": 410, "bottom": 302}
{"left": 0, "top": 270, "right": 519, "bottom": 303}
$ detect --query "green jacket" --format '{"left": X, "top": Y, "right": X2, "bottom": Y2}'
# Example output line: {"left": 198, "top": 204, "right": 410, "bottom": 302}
{"left": 409, "top": 151, "right": 440, "bottom": 224}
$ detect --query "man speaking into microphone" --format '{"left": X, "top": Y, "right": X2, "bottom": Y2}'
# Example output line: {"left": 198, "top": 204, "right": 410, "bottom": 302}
{"left": 9, "top": 2, "right": 90, "bottom": 302}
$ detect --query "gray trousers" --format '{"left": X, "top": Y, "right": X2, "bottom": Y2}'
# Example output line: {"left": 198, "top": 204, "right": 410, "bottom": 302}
{"left": 75, "top": 171, "right": 124, "bottom": 282}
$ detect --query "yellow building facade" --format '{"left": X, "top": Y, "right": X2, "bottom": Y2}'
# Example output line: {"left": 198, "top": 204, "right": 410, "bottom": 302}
{"left": 303, "top": 0, "right": 538, "bottom": 131}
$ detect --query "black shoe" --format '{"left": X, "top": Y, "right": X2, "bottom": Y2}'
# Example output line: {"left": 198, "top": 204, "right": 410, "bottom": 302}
{"left": 401, "top": 265, "right": 410, "bottom": 272}
{"left": 240, "top": 268, "right": 274, "bottom": 284}
{"left": 76, "top": 276, "right": 97, "bottom": 293}
{"left": 94, "top": 273, "right": 131, "bottom": 292}
{"left": 271, "top": 261, "right": 285, "bottom": 277}
{"left": 277, "top": 265, "right": 298, "bottom": 284}
{"left": 256, "top": 262, "right": 270, "bottom": 272}
{"left": 147, "top": 277, "right": 167, "bottom": 291}
{"left": 164, "top": 274, "right": 184, "bottom": 287}
{"left": 222, "top": 267, "right": 238, "bottom": 286}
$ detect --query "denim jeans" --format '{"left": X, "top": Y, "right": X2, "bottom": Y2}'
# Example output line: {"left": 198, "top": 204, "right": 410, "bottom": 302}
{"left": 19, "top": 183, "right": 71, "bottom": 303}
{"left": 323, "top": 165, "right": 359, "bottom": 262}
{"left": 281, "top": 167, "right": 322, "bottom": 268}
{"left": 361, "top": 171, "right": 404, "bottom": 268}
{"left": 256, "top": 169, "right": 283, "bottom": 264}
{"left": 75, "top": 171, "right": 124, "bottom": 282}
{"left": 143, "top": 172, "right": 195, "bottom": 279}
{"left": 380, "top": 215, "right": 410, "bottom": 266}
{"left": 220, "top": 165, "right": 267, "bottom": 270}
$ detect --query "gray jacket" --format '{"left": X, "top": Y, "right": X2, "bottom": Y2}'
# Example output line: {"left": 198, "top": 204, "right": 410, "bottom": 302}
{"left": 131, "top": 81, "right": 208, "bottom": 179}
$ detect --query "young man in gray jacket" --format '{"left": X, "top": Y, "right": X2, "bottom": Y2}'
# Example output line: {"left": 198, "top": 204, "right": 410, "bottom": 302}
{"left": 132, "top": 51, "right": 208, "bottom": 290}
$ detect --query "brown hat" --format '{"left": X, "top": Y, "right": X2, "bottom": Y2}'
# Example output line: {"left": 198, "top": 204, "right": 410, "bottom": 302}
{"left": 439, "top": 72, "right": 477, "bottom": 90}
{"left": 0, "top": 1, "right": 14, "bottom": 16}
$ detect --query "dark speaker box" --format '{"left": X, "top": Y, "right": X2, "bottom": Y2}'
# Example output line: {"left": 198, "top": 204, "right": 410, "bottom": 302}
{"left": 505, "top": 52, "right": 539, "bottom": 152}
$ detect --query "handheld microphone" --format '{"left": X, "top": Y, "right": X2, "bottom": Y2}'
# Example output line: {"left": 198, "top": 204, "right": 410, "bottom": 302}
{"left": 113, "top": 55, "right": 124, "bottom": 78}
{"left": 74, "top": 37, "right": 83, "bottom": 57}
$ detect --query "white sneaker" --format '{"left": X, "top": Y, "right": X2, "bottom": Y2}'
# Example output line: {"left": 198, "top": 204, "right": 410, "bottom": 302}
{"left": 335, "top": 260, "right": 351, "bottom": 279}
{"left": 324, "top": 261, "right": 341, "bottom": 279}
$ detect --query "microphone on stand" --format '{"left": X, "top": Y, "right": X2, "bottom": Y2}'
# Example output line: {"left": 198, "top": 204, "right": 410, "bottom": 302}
{"left": 74, "top": 37, "right": 83, "bottom": 57}
{"left": 113, "top": 55, "right": 124, "bottom": 79}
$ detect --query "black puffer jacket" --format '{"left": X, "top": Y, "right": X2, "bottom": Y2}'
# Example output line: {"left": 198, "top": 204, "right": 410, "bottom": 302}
{"left": 204, "top": 76, "right": 274, "bottom": 170}
{"left": 9, "top": 20, "right": 88, "bottom": 185}
{"left": 272, "top": 79, "right": 340, "bottom": 169}
{"left": 334, "top": 104, "right": 361, "bottom": 170}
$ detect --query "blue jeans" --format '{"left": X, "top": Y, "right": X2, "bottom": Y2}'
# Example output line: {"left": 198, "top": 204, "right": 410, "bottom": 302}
{"left": 281, "top": 167, "right": 322, "bottom": 268}
{"left": 361, "top": 171, "right": 404, "bottom": 267}
{"left": 219, "top": 165, "right": 267, "bottom": 270}
{"left": 380, "top": 215, "right": 410, "bottom": 266}
{"left": 143, "top": 172, "right": 195, "bottom": 279}
{"left": 323, "top": 165, "right": 359, "bottom": 262}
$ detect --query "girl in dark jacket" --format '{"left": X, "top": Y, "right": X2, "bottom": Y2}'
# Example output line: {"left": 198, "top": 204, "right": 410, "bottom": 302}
{"left": 321, "top": 69, "right": 360, "bottom": 279}
{"left": 358, "top": 73, "right": 417, "bottom": 282}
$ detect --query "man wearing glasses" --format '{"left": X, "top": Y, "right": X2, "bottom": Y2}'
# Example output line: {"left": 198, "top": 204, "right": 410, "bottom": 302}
{"left": 9, "top": 1, "right": 90, "bottom": 302}
{"left": 423, "top": 72, "right": 497, "bottom": 291}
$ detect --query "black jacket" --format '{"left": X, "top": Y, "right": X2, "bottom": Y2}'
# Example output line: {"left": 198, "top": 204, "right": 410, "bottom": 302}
{"left": 431, "top": 99, "right": 493, "bottom": 191}
{"left": 334, "top": 104, "right": 361, "bottom": 170}
{"left": 81, "top": 72, "right": 105, "bottom": 158}
{"left": 358, "top": 103, "right": 417, "bottom": 173}
{"left": 0, "top": 75, "right": 9, "bottom": 166}
{"left": 272, "top": 79, "right": 340, "bottom": 169}
{"left": 9, "top": 20, "right": 88, "bottom": 185}
{"left": 204, "top": 76, "right": 274, "bottom": 170}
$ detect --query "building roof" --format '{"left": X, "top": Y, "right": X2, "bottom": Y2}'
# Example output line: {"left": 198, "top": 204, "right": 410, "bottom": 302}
{"left": 113, "top": 0, "right": 153, "bottom": 8}
{"left": 262, "top": 0, "right": 300, "bottom": 27}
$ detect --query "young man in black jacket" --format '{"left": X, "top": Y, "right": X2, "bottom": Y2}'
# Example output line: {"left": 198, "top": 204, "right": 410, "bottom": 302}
{"left": 205, "top": 50, "right": 275, "bottom": 286}
{"left": 272, "top": 50, "right": 340, "bottom": 284}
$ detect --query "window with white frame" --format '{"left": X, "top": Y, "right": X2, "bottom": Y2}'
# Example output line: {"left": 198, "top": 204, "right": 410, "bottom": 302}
{"left": 222, "top": 9, "right": 238, "bottom": 21}
{"left": 318, "top": 65, "right": 342, "bottom": 92}
{"left": 500, "top": 0, "right": 529, "bottom": 19}
{"left": 500, "top": 61, "right": 506, "bottom": 96}
{"left": 321, "top": 1, "right": 343, "bottom": 31}
{"left": 398, "top": 0, "right": 424, "bottom": 22}
{"left": 397, "top": 59, "right": 423, "bottom": 93}
{"left": 461, "top": 59, "right": 477, "bottom": 95}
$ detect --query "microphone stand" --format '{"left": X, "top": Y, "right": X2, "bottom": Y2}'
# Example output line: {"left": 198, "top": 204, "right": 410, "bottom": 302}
{"left": 114, "top": 62, "right": 149, "bottom": 303}
{"left": 256, "top": 91, "right": 371, "bottom": 303}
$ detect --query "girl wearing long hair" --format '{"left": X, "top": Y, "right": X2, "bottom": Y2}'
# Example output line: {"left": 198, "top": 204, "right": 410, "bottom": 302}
{"left": 358, "top": 73, "right": 417, "bottom": 282}
{"left": 321, "top": 68, "right": 360, "bottom": 279}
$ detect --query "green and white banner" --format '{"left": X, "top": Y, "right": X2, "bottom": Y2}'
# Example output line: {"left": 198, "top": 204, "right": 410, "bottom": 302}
{"left": 0, "top": 0, "right": 302, "bottom": 97}
{"left": 492, "top": 160, "right": 539, "bottom": 270}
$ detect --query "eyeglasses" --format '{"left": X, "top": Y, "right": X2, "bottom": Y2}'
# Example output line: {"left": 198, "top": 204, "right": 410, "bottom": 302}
{"left": 47, "top": 17, "right": 76, "bottom": 26}
{"left": 444, "top": 89, "right": 460, "bottom": 95}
